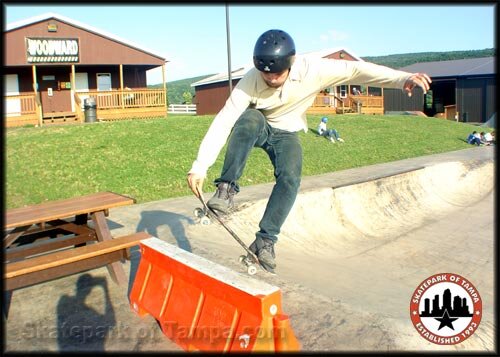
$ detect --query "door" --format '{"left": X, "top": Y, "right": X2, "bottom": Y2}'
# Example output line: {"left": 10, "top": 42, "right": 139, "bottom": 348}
{"left": 74, "top": 72, "right": 89, "bottom": 111}
{"left": 38, "top": 72, "right": 73, "bottom": 115}
{"left": 4, "top": 74, "right": 21, "bottom": 116}
{"left": 96, "top": 73, "right": 112, "bottom": 108}
{"left": 97, "top": 73, "right": 112, "bottom": 91}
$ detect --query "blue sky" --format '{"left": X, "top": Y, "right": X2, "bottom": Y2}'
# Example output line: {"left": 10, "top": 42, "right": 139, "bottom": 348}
{"left": 4, "top": 4, "right": 496, "bottom": 84}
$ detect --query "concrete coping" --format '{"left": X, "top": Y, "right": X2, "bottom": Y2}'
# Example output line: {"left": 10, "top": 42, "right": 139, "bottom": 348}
{"left": 141, "top": 237, "right": 280, "bottom": 296}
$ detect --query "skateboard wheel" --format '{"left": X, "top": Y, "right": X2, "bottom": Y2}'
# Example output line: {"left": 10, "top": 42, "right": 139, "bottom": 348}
{"left": 238, "top": 255, "right": 246, "bottom": 263}
{"left": 194, "top": 208, "right": 204, "bottom": 218}
{"left": 200, "top": 216, "right": 211, "bottom": 225}
{"left": 247, "top": 265, "right": 258, "bottom": 275}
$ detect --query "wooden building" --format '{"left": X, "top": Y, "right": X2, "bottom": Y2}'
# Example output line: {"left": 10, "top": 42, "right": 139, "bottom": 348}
{"left": 385, "top": 57, "right": 496, "bottom": 123}
{"left": 4, "top": 13, "right": 168, "bottom": 127}
{"left": 191, "top": 48, "right": 385, "bottom": 116}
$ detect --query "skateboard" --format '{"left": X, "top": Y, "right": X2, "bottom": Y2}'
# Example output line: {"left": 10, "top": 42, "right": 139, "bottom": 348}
{"left": 193, "top": 189, "right": 261, "bottom": 275}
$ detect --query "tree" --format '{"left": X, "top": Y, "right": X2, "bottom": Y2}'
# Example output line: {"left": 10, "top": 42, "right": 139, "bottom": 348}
{"left": 182, "top": 91, "right": 193, "bottom": 104}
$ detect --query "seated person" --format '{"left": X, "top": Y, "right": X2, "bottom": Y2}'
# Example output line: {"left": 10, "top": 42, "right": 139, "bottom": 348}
{"left": 317, "top": 117, "right": 345, "bottom": 143}
{"left": 466, "top": 131, "right": 482, "bottom": 146}
{"left": 482, "top": 131, "right": 495, "bottom": 145}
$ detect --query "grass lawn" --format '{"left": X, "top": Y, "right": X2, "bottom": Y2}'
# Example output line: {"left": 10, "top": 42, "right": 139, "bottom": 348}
{"left": 5, "top": 113, "right": 487, "bottom": 209}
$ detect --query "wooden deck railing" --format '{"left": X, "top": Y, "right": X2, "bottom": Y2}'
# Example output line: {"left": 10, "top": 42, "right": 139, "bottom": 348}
{"left": 75, "top": 88, "right": 167, "bottom": 121}
{"left": 4, "top": 93, "right": 40, "bottom": 127}
{"left": 312, "top": 94, "right": 334, "bottom": 107}
{"left": 5, "top": 93, "right": 37, "bottom": 115}
{"left": 351, "top": 95, "right": 383, "bottom": 108}
{"left": 4, "top": 88, "right": 167, "bottom": 127}
{"left": 82, "top": 88, "right": 166, "bottom": 109}
{"left": 309, "top": 93, "right": 384, "bottom": 115}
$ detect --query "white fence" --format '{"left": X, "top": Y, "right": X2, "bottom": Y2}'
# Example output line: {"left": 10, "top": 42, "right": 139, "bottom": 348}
{"left": 168, "top": 104, "right": 196, "bottom": 114}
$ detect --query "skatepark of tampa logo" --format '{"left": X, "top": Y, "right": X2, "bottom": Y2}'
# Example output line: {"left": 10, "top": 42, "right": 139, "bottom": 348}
{"left": 410, "top": 273, "right": 482, "bottom": 345}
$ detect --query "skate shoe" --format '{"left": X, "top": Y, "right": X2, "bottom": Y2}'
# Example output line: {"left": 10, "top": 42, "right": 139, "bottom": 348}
{"left": 249, "top": 237, "right": 276, "bottom": 274}
{"left": 338, "top": 138, "right": 345, "bottom": 143}
{"left": 329, "top": 137, "right": 336, "bottom": 143}
{"left": 207, "top": 182, "right": 236, "bottom": 214}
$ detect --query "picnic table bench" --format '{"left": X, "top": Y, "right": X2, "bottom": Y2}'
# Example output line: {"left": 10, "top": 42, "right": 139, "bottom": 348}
{"left": 4, "top": 192, "right": 149, "bottom": 292}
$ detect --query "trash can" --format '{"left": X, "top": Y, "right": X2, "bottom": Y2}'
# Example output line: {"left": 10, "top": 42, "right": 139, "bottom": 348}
{"left": 356, "top": 101, "right": 362, "bottom": 114}
{"left": 462, "top": 112, "right": 468, "bottom": 123}
{"left": 84, "top": 97, "right": 97, "bottom": 123}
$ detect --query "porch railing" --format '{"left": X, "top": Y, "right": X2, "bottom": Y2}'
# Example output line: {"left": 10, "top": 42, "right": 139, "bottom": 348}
{"left": 4, "top": 92, "right": 41, "bottom": 127}
{"left": 75, "top": 88, "right": 167, "bottom": 122}
{"left": 82, "top": 88, "right": 166, "bottom": 109}
{"left": 309, "top": 93, "right": 384, "bottom": 114}
{"left": 4, "top": 89, "right": 167, "bottom": 127}
{"left": 351, "top": 95, "right": 383, "bottom": 108}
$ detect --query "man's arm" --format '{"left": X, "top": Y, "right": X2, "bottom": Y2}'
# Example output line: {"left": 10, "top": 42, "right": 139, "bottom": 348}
{"left": 316, "top": 58, "right": 431, "bottom": 95}
{"left": 187, "top": 75, "right": 254, "bottom": 196}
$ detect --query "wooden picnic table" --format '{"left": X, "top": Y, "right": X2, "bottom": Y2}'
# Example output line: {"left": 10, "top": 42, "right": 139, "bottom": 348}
{"left": 4, "top": 192, "right": 147, "bottom": 292}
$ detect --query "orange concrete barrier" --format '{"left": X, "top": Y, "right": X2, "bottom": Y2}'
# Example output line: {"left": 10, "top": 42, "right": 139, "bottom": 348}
{"left": 129, "top": 237, "right": 300, "bottom": 352}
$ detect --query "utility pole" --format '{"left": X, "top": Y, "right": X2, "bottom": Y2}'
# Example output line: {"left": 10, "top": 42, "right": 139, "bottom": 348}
{"left": 225, "top": 4, "right": 233, "bottom": 94}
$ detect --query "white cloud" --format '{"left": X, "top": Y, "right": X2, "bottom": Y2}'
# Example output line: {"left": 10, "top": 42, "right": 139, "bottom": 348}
{"left": 319, "top": 34, "right": 329, "bottom": 42}
{"left": 320, "top": 29, "right": 349, "bottom": 43}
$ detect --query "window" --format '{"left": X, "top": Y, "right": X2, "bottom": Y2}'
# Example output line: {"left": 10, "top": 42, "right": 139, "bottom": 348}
{"left": 339, "top": 85, "right": 347, "bottom": 98}
{"left": 5, "top": 74, "right": 21, "bottom": 116}
{"left": 425, "top": 90, "right": 433, "bottom": 109}
{"left": 97, "top": 73, "right": 112, "bottom": 91}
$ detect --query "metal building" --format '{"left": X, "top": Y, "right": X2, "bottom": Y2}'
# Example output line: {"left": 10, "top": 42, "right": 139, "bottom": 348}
{"left": 384, "top": 57, "right": 496, "bottom": 124}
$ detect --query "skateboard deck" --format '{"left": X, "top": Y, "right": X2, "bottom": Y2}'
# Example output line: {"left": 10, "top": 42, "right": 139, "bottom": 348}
{"left": 194, "top": 189, "right": 263, "bottom": 275}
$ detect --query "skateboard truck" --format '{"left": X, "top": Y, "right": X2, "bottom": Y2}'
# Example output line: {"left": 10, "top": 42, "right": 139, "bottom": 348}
{"left": 194, "top": 188, "right": 261, "bottom": 275}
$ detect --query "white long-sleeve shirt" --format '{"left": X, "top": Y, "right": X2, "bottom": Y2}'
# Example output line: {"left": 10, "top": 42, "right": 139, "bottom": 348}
{"left": 189, "top": 56, "right": 412, "bottom": 176}
{"left": 317, "top": 121, "right": 328, "bottom": 135}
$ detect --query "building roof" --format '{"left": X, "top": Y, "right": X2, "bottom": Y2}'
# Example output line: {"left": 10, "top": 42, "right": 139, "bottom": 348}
{"left": 191, "top": 47, "right": 363, "bottom": 88}
{"left": 190, "top": 65, "right": 253, "bottom": 87}
{"left": 399, "top": 57, "right": 495, "bottom": 77}
{"left": 5, "top": 12, "right": 167, "bottom": 62}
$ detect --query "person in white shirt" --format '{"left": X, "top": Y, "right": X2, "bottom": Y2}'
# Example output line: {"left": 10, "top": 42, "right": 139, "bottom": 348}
{"left": 483, "top": 131, "right": 494, "bottom": 145}
{"left": 187, "top": 29, "right": 431, "bottom": 273}
{"left": 317, "top": 116, "right": 344, "bottom": 143}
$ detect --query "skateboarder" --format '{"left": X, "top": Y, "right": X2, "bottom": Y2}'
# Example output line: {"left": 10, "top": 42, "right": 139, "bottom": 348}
{"left": 187, "top": 29, "right": 431, "bottom": 273}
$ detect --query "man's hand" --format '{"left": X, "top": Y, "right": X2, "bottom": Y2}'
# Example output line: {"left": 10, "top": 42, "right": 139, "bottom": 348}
{"left": 403, "top": 73, "right": 432, "bottom": 97}
{"left": 187, "top": 173, "right": 205, "bottom": 197}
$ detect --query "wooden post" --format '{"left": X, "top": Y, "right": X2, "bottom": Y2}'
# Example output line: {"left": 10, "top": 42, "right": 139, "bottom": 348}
{"left": 162, "top": 63, "right": 167, "bottom": 117}
{"left": 119, "top": 64, "right": 124, "bottom": 109}
{"left": 32, "top": 65, "right": 42, "bottom": 127}
{"left": 70, "top": 65, "right": 80, "bottom": 122}
{"left": 381, "top": 87, "right": 384, "bottom": 113}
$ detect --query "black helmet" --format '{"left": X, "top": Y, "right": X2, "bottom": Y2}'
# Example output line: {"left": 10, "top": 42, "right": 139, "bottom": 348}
{"left": 253, "top": 29, "right": 296, "bottom": 73}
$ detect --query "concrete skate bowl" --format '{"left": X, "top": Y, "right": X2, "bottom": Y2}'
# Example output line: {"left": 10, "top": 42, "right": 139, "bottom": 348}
{"left": 225, "top": 159, "right": 495, "bottom": 351}
{"left": 231, "top": 159, "right": 493, "bottom": 257}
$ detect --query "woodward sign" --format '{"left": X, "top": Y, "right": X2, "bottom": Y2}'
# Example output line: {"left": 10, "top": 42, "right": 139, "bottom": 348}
{"left": 26, "top": 38, "right": 79, "bottom": 63}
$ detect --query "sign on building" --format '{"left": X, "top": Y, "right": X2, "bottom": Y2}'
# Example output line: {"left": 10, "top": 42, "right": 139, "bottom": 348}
{"left": 25, "top": 37, "right": 79, "bottom": 63}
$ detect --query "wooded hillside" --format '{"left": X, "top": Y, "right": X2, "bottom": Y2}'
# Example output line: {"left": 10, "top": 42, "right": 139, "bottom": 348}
{"left": 362, "top": 48, "right": 495, "bottom": 69}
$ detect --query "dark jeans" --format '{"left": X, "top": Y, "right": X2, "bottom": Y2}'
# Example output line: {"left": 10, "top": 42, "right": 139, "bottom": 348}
{"left": 214, "top": 109, "right": 302, "bottom": 243}
{"left": 468, "top": 137, "right": 482, "bottom": 146}
{"left": 322, "top": 129, "right": 340, "bottom": 140}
